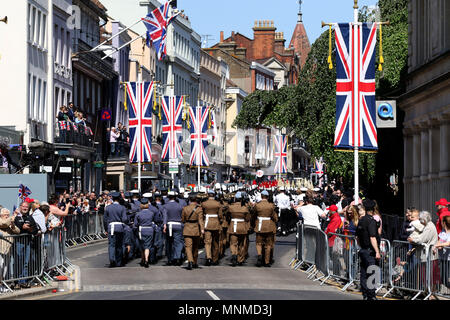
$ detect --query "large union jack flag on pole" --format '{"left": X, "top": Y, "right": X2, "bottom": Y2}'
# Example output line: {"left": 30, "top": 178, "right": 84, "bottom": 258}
{"left": 334, "top": 23, "right": 378, "bottom": 151}
{"left": 189, "top": 106, "right": 210, "bottom": 167}
{"left": 127, "top": 82, "right": 154, "bottom": 163}
{"left": 141, "top": 1, "right": 178, "bottom": 61}
{"left": 161, "top": 96, "right": 183, "bottom": 162}
{"left": 274, "top": 134, "right": 288, "bottom": 174}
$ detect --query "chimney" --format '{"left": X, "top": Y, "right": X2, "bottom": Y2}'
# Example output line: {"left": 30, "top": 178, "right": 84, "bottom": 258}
{"left": 253, "top": 20, "right": 276, "bottom": 60}
{"left": 220, "top": 31, "right": 224, "bottom": 42}
{"left": 231, "top": 31, "right": 235, "bottom": 40}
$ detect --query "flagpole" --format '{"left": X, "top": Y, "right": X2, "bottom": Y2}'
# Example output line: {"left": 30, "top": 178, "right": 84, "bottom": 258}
{"left": 353, "top": 0, "right": 359, "bottom": 205}
{"left": 90, "top": 19, "right": 142, "bottom": 54}
{"left": 197, "top": 102, "right": 201, "bottom": 190}
{"left": 101, "top": 32, "right": 147, "bottom": 61}
{"left": 138, "top": 68, "right": 142, "bottom": 194}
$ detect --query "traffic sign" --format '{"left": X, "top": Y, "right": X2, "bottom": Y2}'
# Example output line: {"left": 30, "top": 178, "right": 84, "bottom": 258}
{"left": 256, "top": 170, "right": 264, "bottom": 178}
{"left": 169, "top": 158, "right": 179, "bottom": 174}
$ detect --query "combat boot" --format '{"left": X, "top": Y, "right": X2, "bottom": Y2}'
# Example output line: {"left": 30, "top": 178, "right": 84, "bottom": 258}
{"left": 205, "top": 258, "right": 212, "bottom": 266}
{"left": 256, "top": 255, "right": 263, "bottom": 267}
{"left": 231, "top": 255, "right": 237, "bottom": 267}
{"left": 187, "top": 262, "right": 193, "bottom": 270}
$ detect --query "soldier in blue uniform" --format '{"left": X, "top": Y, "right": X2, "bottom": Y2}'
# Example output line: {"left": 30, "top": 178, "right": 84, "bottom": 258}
{"left": 163, "top": 191, "right": 184, "bottom": 266}
{"left": 134, "top": 198, "right": 156, "bottom": 268}
{"left": 153, "top": 192, "right": 166, "bottom": 261}
{"left": 104, "top": 192, "right": 128, "bottom": 268}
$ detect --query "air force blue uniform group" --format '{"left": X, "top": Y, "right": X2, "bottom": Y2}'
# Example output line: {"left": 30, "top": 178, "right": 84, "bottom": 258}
{"left": 104, "top": 192, "right": 188, "bottom": 268}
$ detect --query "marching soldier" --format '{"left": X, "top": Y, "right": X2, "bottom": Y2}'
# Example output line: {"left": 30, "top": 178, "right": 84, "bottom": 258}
{"left": 227, "top": 192, "right": 251, "bottom": 267}
{"left": 153, "top": 193, "right": 166, "bottom": 262}
{"left": 163, "top": 191, "right": 184, "bottom": 266}
{"left": 274, "top": 187, "right": 291, "bottom": 236}
{"left": 104, "top": 192, "right": 128, "bottom": 268}
{"left": 134, "top": 198, "right": 156, "bottom": 268}
{"left": 202, "top": 189, "right": 223, "bottom": 266}
{"left": 181, "top": 193, "right": 204, "bottom": 270}
{"left": 219, "top": 193, "right": 230, "bottom": 259}
{"left": 254, "top": 190, "right": 278, "bottom": 267}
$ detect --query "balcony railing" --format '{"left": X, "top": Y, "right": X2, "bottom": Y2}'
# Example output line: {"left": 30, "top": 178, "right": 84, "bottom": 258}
{"left": 55, "top": 121, "right": 95, "bottom": 148}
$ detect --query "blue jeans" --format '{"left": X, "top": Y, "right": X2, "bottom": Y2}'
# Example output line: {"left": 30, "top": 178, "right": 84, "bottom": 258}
{"left": 15, "top": 241, "right": 31, "bottom": 283}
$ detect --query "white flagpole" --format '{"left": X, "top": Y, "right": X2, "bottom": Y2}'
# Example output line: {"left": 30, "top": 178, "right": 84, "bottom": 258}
{"left": 138, "top": 70, "right": 142, "bottom": 193}
{"left": 102, "top": 33, "right": 147, "bottom": 60}
{"left": 90, "top": 19, "right": 142, "bottom": 53}
{"left": 353, "top": 0, "right": 359, "bottom": 205}
{"left": 197, "top": 105, "right": 201, "bottom": 190}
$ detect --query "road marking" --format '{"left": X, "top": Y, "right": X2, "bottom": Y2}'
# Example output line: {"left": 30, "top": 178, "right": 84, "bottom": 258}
{"left": 206, "top": 290, "right": 220, "bottom": 300}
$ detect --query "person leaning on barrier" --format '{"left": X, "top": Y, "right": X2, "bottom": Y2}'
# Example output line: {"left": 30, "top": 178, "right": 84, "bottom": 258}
{"left": 294, "top": 195, "right": 326, "bottom": 229}
{"left": 14, "top": 201, "right": 41, "bottom": 288}
{"left": 355, "top": 199, "right": 381, "bottom": 301}
{"left": 0, "top": 208, "right": 20, "bottom": 288}
{"left": 434, "top": 215, "right": 450, "bottom": 289}
{"left": 181, "top": 194, "right": 204, "bottom": 270}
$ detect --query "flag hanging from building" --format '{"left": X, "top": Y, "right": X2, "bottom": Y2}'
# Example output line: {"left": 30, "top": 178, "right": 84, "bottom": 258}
{"left": 126, "top": 82, "right": 154, "bottom": 163}
{"left": 161, "top": 96, "right": 184, "bottom": 162}
{"left": 141, "top": 1, "right": 179, "bottom": 61}
{"left": 210, "top": 109, "right": 218, "bottom": 141}
{"left": 189, "top": 106, "right": 210, "bottom": 167}
{"left": 273, "top": 134, "right": 287, "bottom": 174}
{"left": 334, "top": 23, "right": 378, "bottom": 151}
{"left": 18, "top": 184, "right": 32, "bottom": 200}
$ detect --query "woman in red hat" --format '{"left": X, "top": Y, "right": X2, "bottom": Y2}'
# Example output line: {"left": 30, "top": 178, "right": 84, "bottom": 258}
{"left": 435, "top": 198, "right": 450, "bottom": 234}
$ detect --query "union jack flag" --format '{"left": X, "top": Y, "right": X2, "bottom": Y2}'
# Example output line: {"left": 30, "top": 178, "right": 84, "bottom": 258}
{"left": 84, "top": 126, "right": 93, "bottom": 136}
{"left": 189, "top": 106, "right": 210, "bottom": 167}
{"left": 274, "top": 134, "right": 287, "bottom": 174}
{"left": 58, "top": 121, "right": 67, "bottom": 131}
{"left": 18, "top": 184, "right": 32, "bottom": 200}
{"left": 126, "top": 82, "right": 154, "bottom": 163}
{"left": 161, "top": 96, "right": 183, "bottom": 162}
{"left": 72, "top": 123, "right": 78, "bottom": 132}
{"left": 141, "top": 1, "right": 179, "bottom": 61}
{"left": 334, "top": 23, "right": 378, "bottom": 151}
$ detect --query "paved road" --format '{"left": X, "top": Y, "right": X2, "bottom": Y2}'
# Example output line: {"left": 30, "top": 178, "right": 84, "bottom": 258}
{"left": 36, "top": 233, "right": 360, "bottom": 300}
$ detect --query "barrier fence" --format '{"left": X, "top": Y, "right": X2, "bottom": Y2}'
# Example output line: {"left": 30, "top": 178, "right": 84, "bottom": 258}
{"left": 291, "top": 222, "right": 450, "bottom": 300}
{"left": 0, "top": 211, "right": 106, "bottom": 293}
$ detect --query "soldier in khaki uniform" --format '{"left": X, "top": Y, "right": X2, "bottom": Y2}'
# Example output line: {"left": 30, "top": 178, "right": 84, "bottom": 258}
{"left": 181, "top": 194, "right": 204, "bottom": 270}
{"left": 219, "top": 197, "right": 230, "bottom": 259}
{"left": 201, "top": 190, "right": 223, "bottom": 266}
{"left": 254, "top": 190, "right": 278, "bottom": 267}
{"left": 227, "top": 192, "right": 251, "bottom": 266}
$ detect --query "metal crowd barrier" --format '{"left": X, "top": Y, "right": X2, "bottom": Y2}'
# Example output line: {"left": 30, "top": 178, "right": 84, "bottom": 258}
{"left": 326, "top": 233, "right": 358, "bottom": 290}
{"left": 291, "top": 227, "right": 449, "bottom": 300}
{"left": 0, "top": 234, "right": 45, "bottom": 292}
{"left": 434, "top": 246, "right": 450, "bottom": 299}
{"left": 64, "top": 211, "right": 107, "bottom": 247}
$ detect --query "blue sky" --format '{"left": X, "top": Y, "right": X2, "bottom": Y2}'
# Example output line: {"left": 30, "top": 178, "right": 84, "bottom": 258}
{"left": 101, "top": 0, "right": 378, "bottom": 47}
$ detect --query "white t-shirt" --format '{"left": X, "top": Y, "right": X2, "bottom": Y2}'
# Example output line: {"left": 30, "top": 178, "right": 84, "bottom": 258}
{"left": 298, "top": 204, "right": 324, "bottom": 229}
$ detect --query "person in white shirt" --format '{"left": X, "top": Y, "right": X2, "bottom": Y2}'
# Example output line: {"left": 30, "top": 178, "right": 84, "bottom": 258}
{"left": 295, "top": 196, "right": 327, "bottom": 229}
{"left": 30, "top": 200, "right": 46, "bottom": 234}
{"left": 274, "top": 187, "right": 292, "bottom": 236}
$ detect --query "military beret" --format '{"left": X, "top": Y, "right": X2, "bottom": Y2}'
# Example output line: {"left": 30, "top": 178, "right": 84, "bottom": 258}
{"left": 110, "top": 192, "right": 121, "bottom": 198}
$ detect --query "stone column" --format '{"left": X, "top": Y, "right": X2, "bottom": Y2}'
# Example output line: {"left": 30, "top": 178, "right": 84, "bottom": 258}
{"left": 419, "top": 120, "right": 429, "bottom": 212}
{"left": 412, "top": 127, "right": 422, "bottom": 209}
{"left": 403, "top": 126, "right": 414, "bottom": 210}
{"left": 428, "top": 118, "right": 441, "bottom": 216}
{"left": 439, "top": 113, "right": 450, "bottom": 201}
